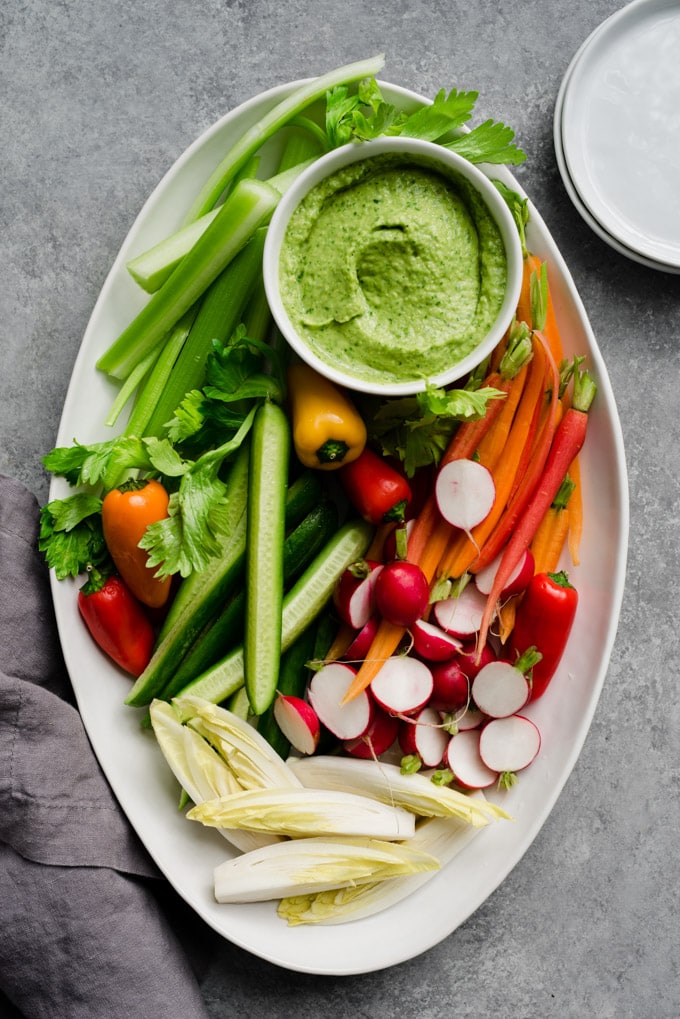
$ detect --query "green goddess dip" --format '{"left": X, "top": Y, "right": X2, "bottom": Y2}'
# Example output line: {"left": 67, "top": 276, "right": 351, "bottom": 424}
{"left": 278, "top": 153, "right": 508, "bottom": 386}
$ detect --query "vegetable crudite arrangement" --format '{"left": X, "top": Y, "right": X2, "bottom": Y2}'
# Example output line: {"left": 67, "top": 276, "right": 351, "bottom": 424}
{"left": 41, "top": 55, "right": 601, "bottom": 930}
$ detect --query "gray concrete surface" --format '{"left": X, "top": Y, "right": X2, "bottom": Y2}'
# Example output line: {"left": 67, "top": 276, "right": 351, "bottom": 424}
{"left": 2, "top": 1, "right": 679, "bottom": 1016}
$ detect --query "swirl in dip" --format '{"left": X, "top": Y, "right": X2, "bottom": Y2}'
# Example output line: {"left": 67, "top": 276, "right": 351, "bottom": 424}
{"left": 277, "top": 153, "right": 508, "bottom": 387}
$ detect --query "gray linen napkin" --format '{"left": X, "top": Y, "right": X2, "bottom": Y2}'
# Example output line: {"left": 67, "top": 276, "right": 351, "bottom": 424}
{"left": 0, "top": 475, "right": 212, "bottom": 1019}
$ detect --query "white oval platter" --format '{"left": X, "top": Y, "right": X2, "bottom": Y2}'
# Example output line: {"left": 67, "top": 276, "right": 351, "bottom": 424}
{"left": 49, "top": 76, "right": 629, "bottom": 976}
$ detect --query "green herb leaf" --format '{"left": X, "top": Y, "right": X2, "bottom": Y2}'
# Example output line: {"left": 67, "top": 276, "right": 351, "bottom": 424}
{"left": 39, "top": 495, "right": 108, "bottom": 580}
{"left": 444, "top": 119, "right": 526, "bottom": 165}
{"left": 399, "top": 87, "right": 478, "bottom": 141}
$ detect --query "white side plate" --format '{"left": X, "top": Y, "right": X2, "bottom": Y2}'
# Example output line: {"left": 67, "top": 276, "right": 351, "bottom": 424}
{"left": 561, "top": 0, "right": 680, "bottom": 269}
{"left": 49, "top": 78, "right": 629, "bottom": 976}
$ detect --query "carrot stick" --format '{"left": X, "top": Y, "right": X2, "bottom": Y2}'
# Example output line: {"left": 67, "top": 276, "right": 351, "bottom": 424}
{"left": 515, "top": 253, "right": 543, "bottom": 326}
{"left": 476, "top": 367, "right": 597, "bottom": 656}
{"left": 475, "top": 362, "right": 528, "bottom": 470}
{"left": 438, "top": 342, "right": 548, "bottom": 579}
{"left": 530, "top": 475, "right": 575, "bottom": 575}
{"left": 497, "top": 594, "right": 521, "bottom": 644}
{"left": 467, "top": 331, "right": 562, "bottom": 577}
{"left": 567, "top": 455, "right": 583, "bottom": 566}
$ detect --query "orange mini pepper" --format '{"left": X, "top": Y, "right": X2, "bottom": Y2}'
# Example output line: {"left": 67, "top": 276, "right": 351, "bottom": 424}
{"left": 101, "top": 478, "right": 172, "bottom": 609}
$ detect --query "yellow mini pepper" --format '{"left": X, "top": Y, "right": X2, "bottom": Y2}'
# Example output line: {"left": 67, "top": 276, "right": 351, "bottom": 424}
{"left": 287, "top": 363, "right": 367, "bottom": 470}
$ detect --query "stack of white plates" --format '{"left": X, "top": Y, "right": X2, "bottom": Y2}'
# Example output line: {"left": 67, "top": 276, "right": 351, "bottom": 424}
{"left": 554, "top": 0, "right": 680, "bottom": 273}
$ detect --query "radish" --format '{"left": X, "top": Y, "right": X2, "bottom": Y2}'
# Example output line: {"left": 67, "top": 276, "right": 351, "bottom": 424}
{"left": 432, "top": 583, "right": 488, "bottom": 638}
{"left": 308, "top": 662, "right": 373, "bottom": 741}
{"left": 273, "top": 694, "right": 321, "bottom": 756}
{"left": 429, "top": 658, "right": 469, "bottom": 712}
{"left": 474, "top": 547, "right": 535, "bottom": 598}
{"left": 411, "top": 618, "right": 462, "bottom": 662}
{"left": 435, "top": 459, "right": 495, "bottom": 533}
{"left": 471, "top": 659, "right": 530, "bottom": 718}
{"left": 343, "top": 709, "right": 399, "bottom": 759}
{"left": 333, "top": 560, "right": 383, "bottom": 629}
{"left": 342, "top": 614, "right": 380, "bottom": 663}
{"left": 458, "top": 640, "right": 496, "bottom": 679}
{"left": 374, "top": 560, "right": 430, "bottom": 627}
{"left": 479, "top": 715, "right": 541, "bottom": 773}
{"left": 454, "top": 705, "right": 487, "bottom": 731}
{"left": 446, "top": 730, "right": 498, "bottom": 789}
{"left": 370, "top": 656, "right": 434, "bottom": 716}
{"left": 398, "top": 706, "right": 449, "bottom": 768}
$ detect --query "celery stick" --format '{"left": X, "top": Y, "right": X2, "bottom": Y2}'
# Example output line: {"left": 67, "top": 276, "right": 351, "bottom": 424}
{"left": 123, "top": 308, "right": 197, "bottom": 438}
{"left": 142, "top": 227, "right": 266, "bottom": 438}
{"left": 126, "top": 209, "right": 221, "bottom": 294}
{"left": 126, "top": 155, "right": 263, "bottom": 295}
{"left": 104, "top": 346, "right": 158, "bottom": 428}
{"left": 97, "top": 177, "right": 279, "bottom": 380}
{"left": 183, "top": 54, "right": 385, "bottom": 222}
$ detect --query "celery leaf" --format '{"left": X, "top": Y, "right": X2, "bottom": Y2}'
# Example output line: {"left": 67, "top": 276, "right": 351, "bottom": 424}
{"left": 39, "top": 495, "right": 108, "bottom": 580}
{"left": 399, "top": 87, "right": 478, "bottom": 142}
{"left": 444, "top": 119, "right": 526, "bottom": 165}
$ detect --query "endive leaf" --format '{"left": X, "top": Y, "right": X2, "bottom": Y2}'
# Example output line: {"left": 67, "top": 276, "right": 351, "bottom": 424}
{"left": 187, "top": 787, "right": 416, "bottom": 840}
{"left": 213, "top": 836, "right": 438, "bottom": 903}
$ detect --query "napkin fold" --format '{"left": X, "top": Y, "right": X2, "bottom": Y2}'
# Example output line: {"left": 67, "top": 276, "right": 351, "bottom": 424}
{"left": 0, "top": 475, "right": 212, "bottom": 1019}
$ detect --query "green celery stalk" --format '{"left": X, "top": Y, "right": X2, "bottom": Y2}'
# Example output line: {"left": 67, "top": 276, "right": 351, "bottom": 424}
{"left": 97, "top": 177, "right": 279, "bottom": 380}
{"left": 183, "top": 53, "right": 385, "bottom": 222}
{"left": 142, "top": 228, "right": 267, "bottom": 438}
{"left": 123, "top": 307, "right": 198, "bottom": 438}
{"left": 122, "top": 157, "right": 315, "bottom": 299}
{"left": 126, "top": 209, "right": 221, "bottom": 294}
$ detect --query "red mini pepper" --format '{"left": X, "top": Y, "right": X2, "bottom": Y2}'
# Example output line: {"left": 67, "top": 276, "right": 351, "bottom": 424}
{"left": 509, "top": 570, "right": 578, "bottom": 700}
{"left": 338, "top": 447, "right": 412, "bottom": 525}
{"left": 78, "top": 570, "right": 155, "bottom": 677}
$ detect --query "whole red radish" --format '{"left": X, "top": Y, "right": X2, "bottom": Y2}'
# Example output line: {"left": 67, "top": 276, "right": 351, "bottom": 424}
{"left": 343, "top": 709, "right": 399, "bottom": 759}
{"left": 458, "top": 640, "right": 496, "bottom": 679}
{"left": 429, "top": 658, "right": 470, "bottom": 712}
{"left": 342, "top": 614, "right": 380, "bottom": 663}
{"left": 374, "top": 560, "right": 429, "bottom": 627}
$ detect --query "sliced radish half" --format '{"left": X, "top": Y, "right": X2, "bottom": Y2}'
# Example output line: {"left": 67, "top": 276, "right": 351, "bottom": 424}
{"left": 308, "top": 662, "right": 373, "bottom": 741}
{"left": 474, "top": 547, "right": 535, "bottom": 598}
{"left": 471, "top": 660, "right": 529, "bottom": 718}
{"left": 446, "top": 730, "right": 498, "bottom": 789}
{"left": 453, "top": 705, "right": 487, "bottom": 731}
{"left": 479, "top": 715, "right": 541, "bottom": 773}
{"left": 273, "top": 694, "right": 320, "bottom": 756}
{"left": 435, "top": 459, "right": 495, "bottom": 530}
{"left": 370, "top": 656, "right": 433, "bottom": 716}
{"left": 333, "top": 560, "right": 383, "bottom": 629}
{"left": 432, "top": 584, "right": 488, "bottom": 638}
{"left": 398, "top": 706, "right": 449, "bottom": 768}
{"left": 411, "top": 618, "right": 463, "bottom": 662}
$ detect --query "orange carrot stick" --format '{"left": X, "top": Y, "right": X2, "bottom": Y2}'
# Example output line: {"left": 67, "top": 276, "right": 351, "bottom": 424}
{"left": 530, "top": 475, "right": 575, "bottom": 575}
{"left": 567, "top": 455, "right": 583, "bottom": 566}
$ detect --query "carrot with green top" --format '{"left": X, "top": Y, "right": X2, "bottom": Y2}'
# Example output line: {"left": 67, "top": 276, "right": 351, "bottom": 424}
{"left": 438, "top": 333, "right": 549, "bottom": 580}
{"left": 467, "top": 331, "right": 561, "bottom": 577}
{"left": 475, "top": 365, "right": 597, "bottom": 656}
